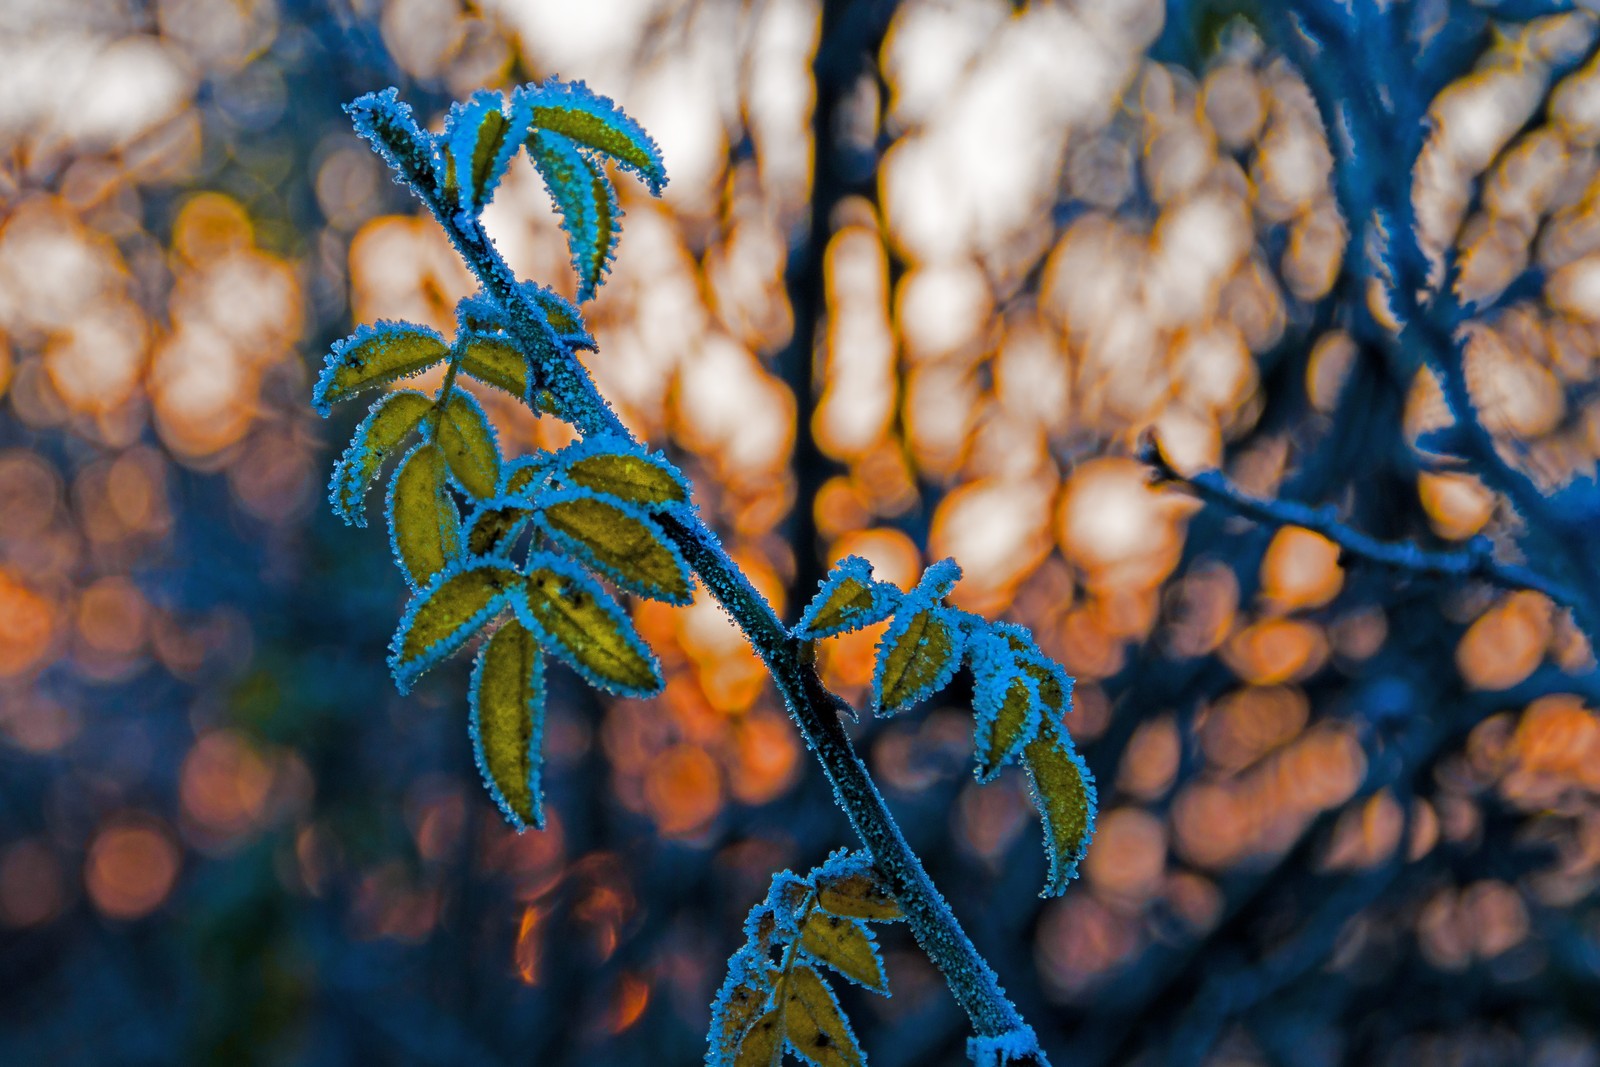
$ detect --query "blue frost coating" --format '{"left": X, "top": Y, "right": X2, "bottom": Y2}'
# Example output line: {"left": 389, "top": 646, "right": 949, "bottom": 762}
{"left": 328, "top": 388, "right": 432, "bottom": 528}
{"left": 797, "top": 914, "right": 888, "bottom": 996}
{"left": 917, "top": 557, "right": 963, "bottom": 599}
{"left": 312, "top": 320, "right": 448, "bottom": 416}
{"left": 869, "top": 559, "right": 968, "bottom": 717}
{"left": 1025, "top": 719, "right": 1098, "bottom": 897}
{"left": 783, "top": 966, "right": 865, "bottom": 1067}
{"left": 705, "top": 938, "right": 778, "bottom": 1067}
{"left": 516, "top": 77, "right": 668, "bottom": 195}
{"left": 967, "top": 1025, "right": 1042, "bottom": 1067}
{"left": 387, "top": 557, "right": 520, "bottom": 693}
{"left": 794, "top": 555, "right": 903, "bottom": 640}
{"left": 546, "top": 432, "right": 695, "bottom": 513}
{"left": 463, "top": 496, "right": 535, "bottom": 558}
{"left": 468, "top": 624, "right": 546, "bottom": 830}
{"left": 530, "top": 484, "right": 696, "bottom": 605}
{"left": 527, "top": 129, "right": 610, "bottom": 302}
{"left": 444, "top": 89, "right": 527, "bottom": 213}
{"left": 870, "top": 601, "right": 968, "bottom": 717}
{"left": 384, "top": 441, "right": 463, "bottom": 592}
{"left": 969, "top": 645, "right": 1042, "bottom": 784}
{"left": 512, "top": 549, "right": 665, "bottom": 698}
{"left": 989, "top": 620, "right": 1075, "bottom": 716}
{"left": 455, "top": 283, "right": 596, "bottom": 350}
{"left": 762, "top": 869, "right": 814, "bottom": 939}
{"left": 438, "top": 386, "right": 503, "bottom": 497}
{"left": 344, "top": 88, "right": 444, "bottom": 192}
{"left": 499, "top": 453, "right": 554, "bottom": 498}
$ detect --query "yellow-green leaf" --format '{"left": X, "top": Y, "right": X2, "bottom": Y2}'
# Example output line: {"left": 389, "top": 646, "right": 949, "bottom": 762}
{"left": 470, "top": 107, "right": 510, "bottom": 202}
{"left": 460, "top": 335, "right": 530, "bottom": 400}
{"left": 520, "top": 555, "right": 663, "bottom": 696}
{"left": 734, "top": 1007, "right": 784, "bottom": 1067}
{"left": 314, "top": 322, "right": 447, "bottom": 414}
{"left": 540, "top": 492, "right": 692, "bottom": 604}
{"left": 388, "top": 442, "right": 463, "bottom": 588}
{"left": 330, "top": 390, "right": 434, "bottom": 526}
{"left": 467, "top": 503, "right": 530, "bottom": 556}
{"left": 816, "top": 869, "right": 901, "bottom": 922}
{"left": 873, "top": 606, "right": 965, "bottom": 715}
{"left": 776, "top": 965, "right": 861, "bottom": 1067}
{"left": 799, "top": 912, "right": 886, "bottom": 994}
{"left": 437, "top": 390, "right": 501, "bottom": 499}
{"left": 976, "top": 675, "right": 1039, "bottom": 780}
{"left": 390, "top": 561, "right": 520, "bottom": 688}
{"left": 1024, "top": 723, "right": 1098, "bottom": 897}
{"left": 470, "top": 619, "right": 546, "bottom": 829}
{"left": 796, "top": 557, "right": 900, "bottom": 640}
{"left": 563, "top": 448, "right": 688, "bottom": 509}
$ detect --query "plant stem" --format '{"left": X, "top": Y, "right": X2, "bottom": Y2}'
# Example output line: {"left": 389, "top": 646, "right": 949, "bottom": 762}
{"left": 375, "top": 111, "right": 1044, "bottom": 1060}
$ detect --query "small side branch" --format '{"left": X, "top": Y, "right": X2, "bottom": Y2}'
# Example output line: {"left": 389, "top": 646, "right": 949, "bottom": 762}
{"left": 1140, "top": 443, "right": 1581, "bottom": 609}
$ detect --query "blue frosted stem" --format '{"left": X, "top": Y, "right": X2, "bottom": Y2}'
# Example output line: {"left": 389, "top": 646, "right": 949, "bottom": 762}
{"left": 351, "top": 95, "right": 1046, "bottom": 1060}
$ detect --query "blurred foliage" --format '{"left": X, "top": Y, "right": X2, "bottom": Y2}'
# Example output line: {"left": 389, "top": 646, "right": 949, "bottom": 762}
{"left": 8, "top": 0, "right": 1600, "bottom": 1064}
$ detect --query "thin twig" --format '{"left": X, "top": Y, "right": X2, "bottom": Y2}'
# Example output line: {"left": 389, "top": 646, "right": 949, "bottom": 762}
{"left": 1139, "top": 442, "right": 1581, "bottom": 609}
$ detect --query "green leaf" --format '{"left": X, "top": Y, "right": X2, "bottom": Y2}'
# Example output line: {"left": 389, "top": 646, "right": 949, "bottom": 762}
{"left": 313, "top": 321, "right": 448, "bottom": 415}
{"left": 470, "top": 619, "right": 547, "bottom": 829}
{"left": 518, "top": 78, "right": 668, "bottom": 195}
{"left": 459, "top": 334, "right": 531, "bottom": 401}
{"left": 537, "top": 490, "right": 693, "bottom": 604}
{"left": 388, "top": 442, "right": 463, "bottom": 589}
{"left": 527, "top": 128, "right": 619, "bottom": 302}
{"left": 775, "top": 965, "right": 862, "bottom": 1067}
{"left": 974, "top": 673, "right": 1041, "bottom": 782}
{"left": 799, "top": 912, "right": 887, "bottom": 994}
{"left": 330, "top": 390, "right": 433, "bottom": 527}
{"left": 518, "top": 554, "right": 663, "bottom": 696}
{"left": 796, "top": 556, "right": 900, "bottom": 640}
{"left": 873, "top": 606, "right": 965, "bottom": 715}
{"left": 437, "top": 389, "right": 501, "bottom": 499}
{"left": 734, "top": 1008, "right": 784, "bottom": 1067}
{"left": 390, "top": 560, "right": 522, "bottom": 689}
{"left": 1024, "top": 721, "right": 1097, "bottom": 897}
{"left": 466, "top": 502, "right": 531, "bottom": 557}
{"left": 815, "top": 868, "right": 901, "bottom": 923}
{"left": 558, "top": 440, "right": 689, "bottom": 509}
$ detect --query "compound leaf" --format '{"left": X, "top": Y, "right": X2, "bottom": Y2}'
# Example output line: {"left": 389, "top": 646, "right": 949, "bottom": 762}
{"left": 796, "top": 556, "right": 901, "bottom": 640}
{"left": 1024, "top": 720, "right": 1097, "bottom": 897}
{"left": 519, "top": 78, "right": 667, "bottom": 195}
{"left": 551, "top": 435, "right": 690, "bottom": 510}
{"left": 799, "top": 912, "right": 887, "bottom": 995}
{"left": 516, "top": 552, "right": 663, "bottom": 696}
{"left": 470, "top": 618, "right": 547, "bottom": 829}
{"left": 388, "top": 442, "right": 463, "bottom": 589}
{"left": 777, "top": 965, "right": 862, "bottom": 1067}
{"left": 390, "top": 559, "right": 521, "bottom": 691}
{"left": 330, "top": 389, "right": 433, "bottom": 527}
{"left": 437, "top": 388, "right": 501, "bottom": 499}
{"left": 314, "top": 321, "right": 447, "bottom": 415}
{"left": 536, "top": 489, "right": 692, "bottom": 604}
